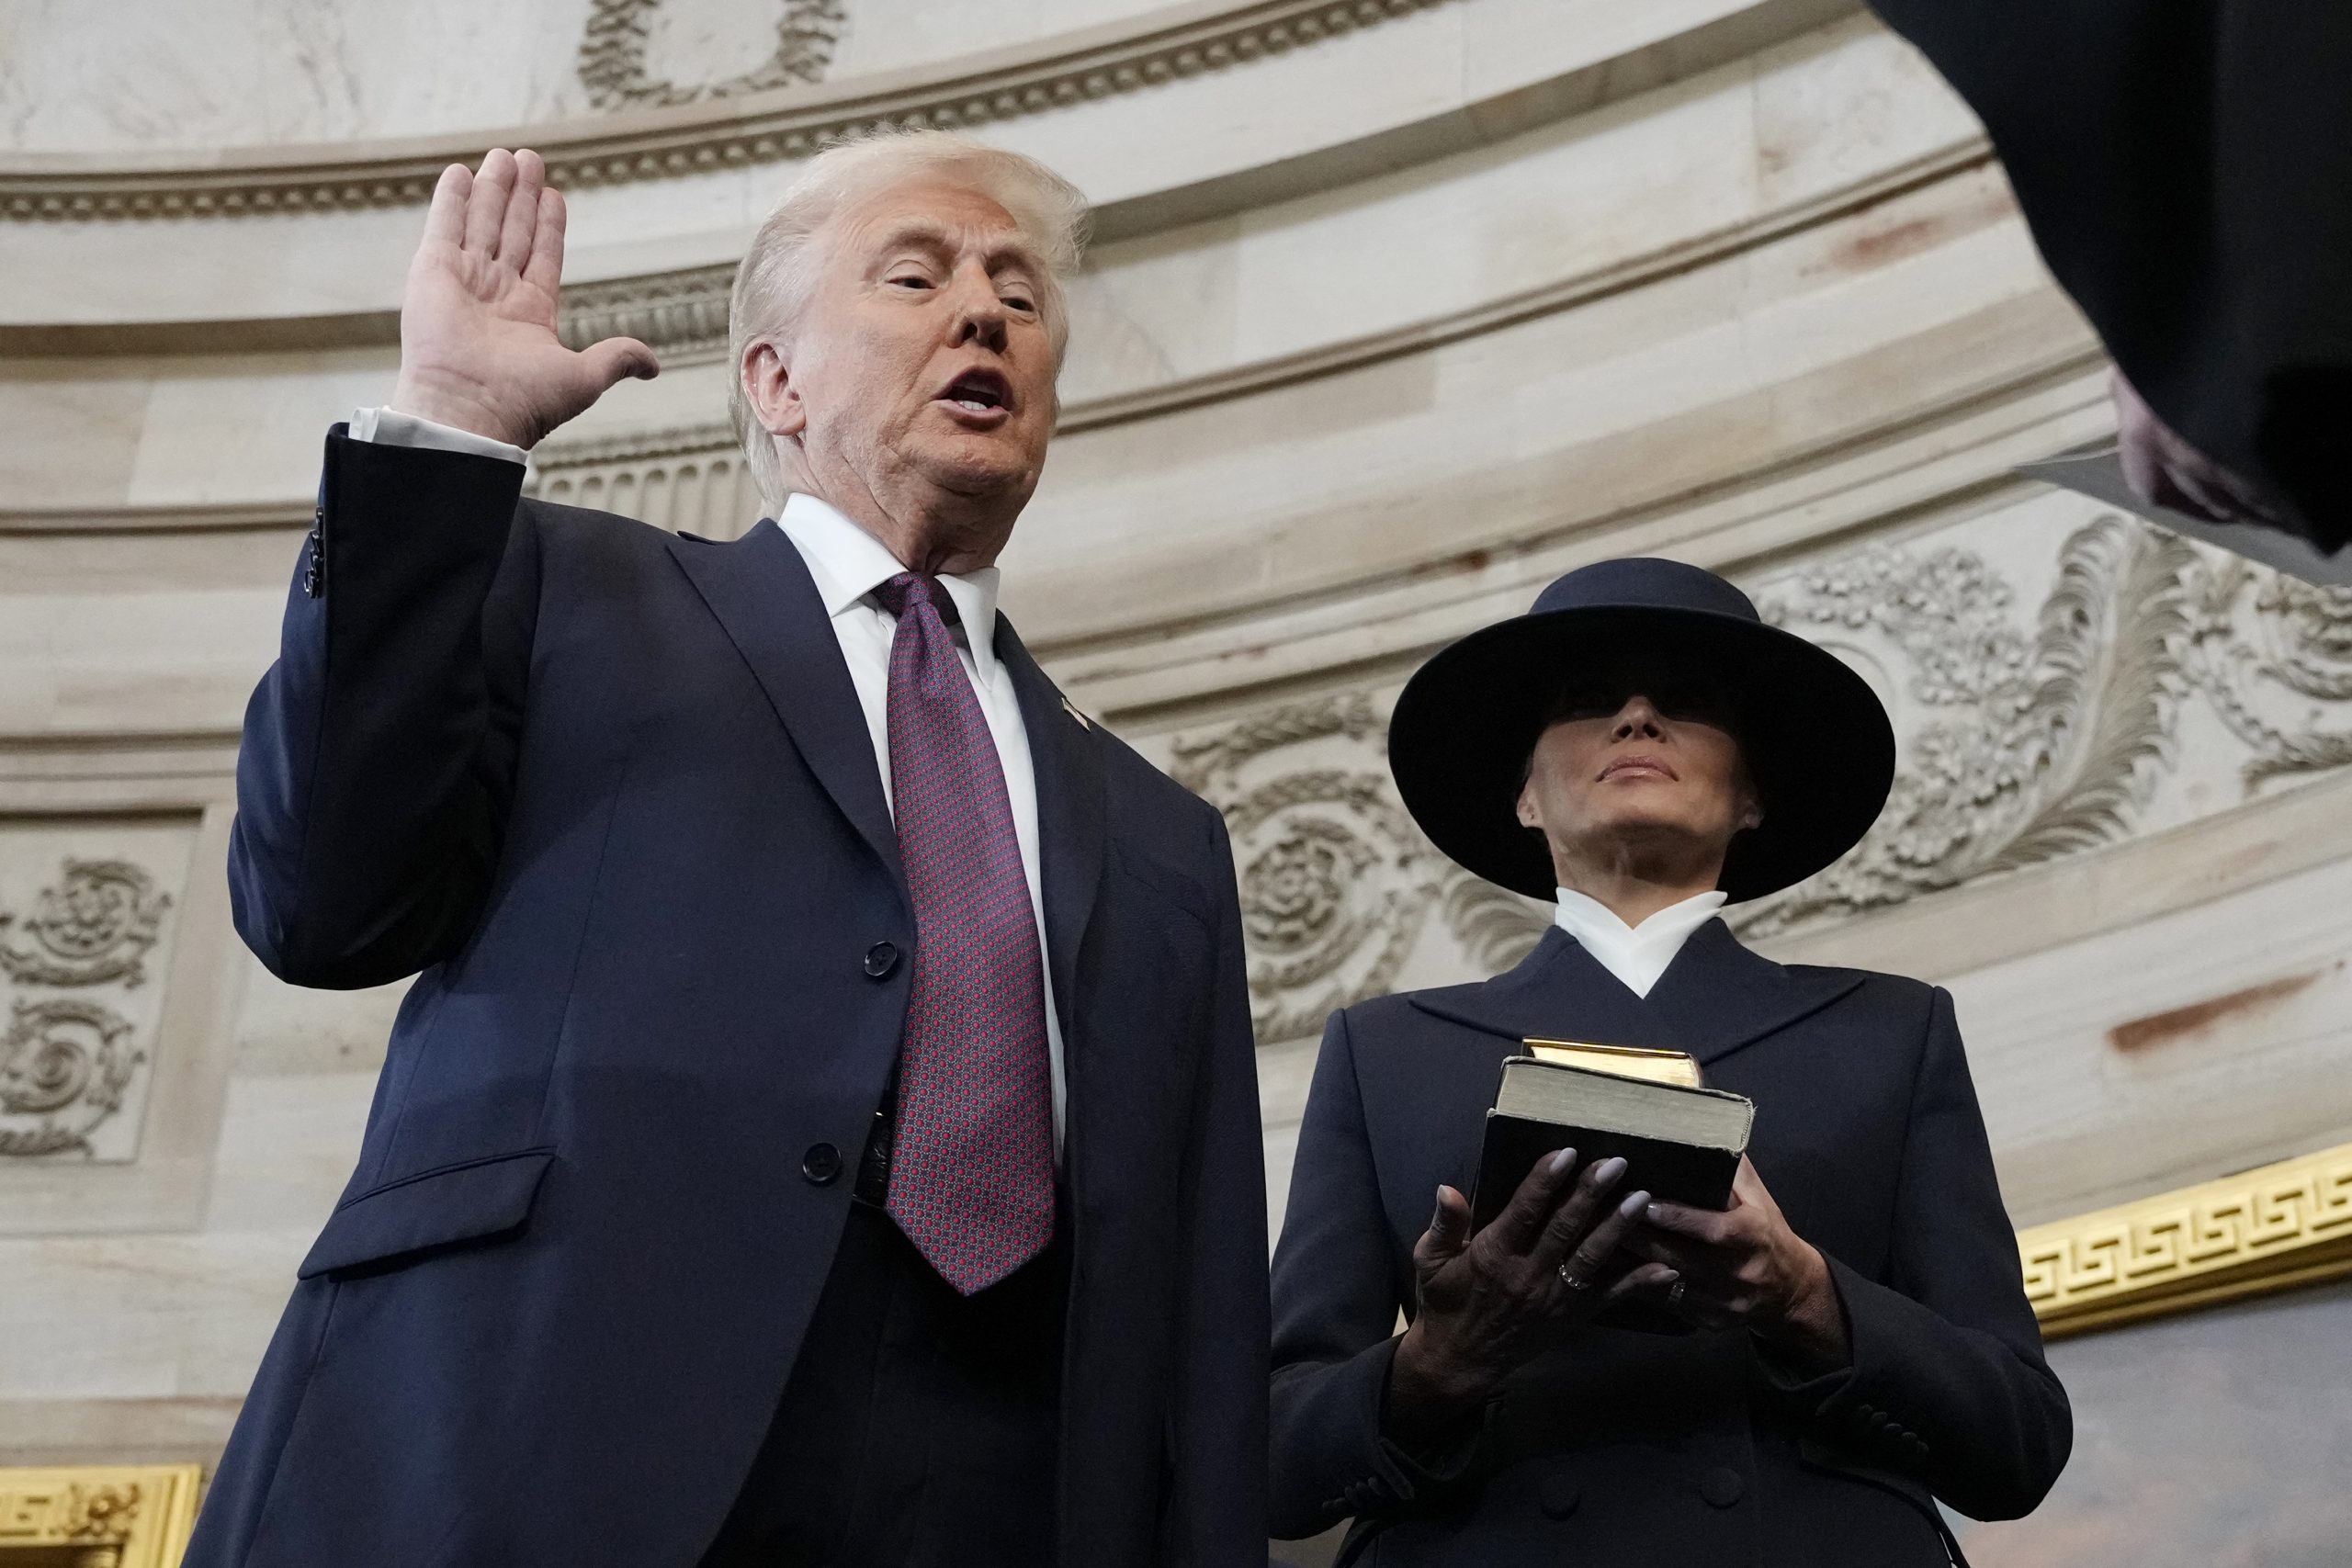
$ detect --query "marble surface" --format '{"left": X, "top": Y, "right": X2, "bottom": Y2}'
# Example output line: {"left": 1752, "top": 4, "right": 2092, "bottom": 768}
{"left": 0, "top": 0, "right": 1176, "bottom": 153}
{"left": 4, "top": 9, "right": 2347, "bottom": 1555}
{"left": 2, "top": 0, "right": 1860, "bottom": 323}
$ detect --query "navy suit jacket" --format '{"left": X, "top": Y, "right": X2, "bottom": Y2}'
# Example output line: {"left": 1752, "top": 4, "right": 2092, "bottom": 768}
{"left": 1269, "top": 924, "right": 2068, "bottom": 1566}
{"left": 190, "top": 432, "right": 1269, "bottom": 1568}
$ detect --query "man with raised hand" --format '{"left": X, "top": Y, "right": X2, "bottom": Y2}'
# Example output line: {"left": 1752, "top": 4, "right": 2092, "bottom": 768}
{"left": 190, "top": 135, "right": 1267, "bottom": 1568}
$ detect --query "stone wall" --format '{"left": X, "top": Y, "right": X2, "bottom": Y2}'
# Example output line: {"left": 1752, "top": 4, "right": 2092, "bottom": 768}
{"left": 6, "top": 0, "right": 2350, "bottom": 1557}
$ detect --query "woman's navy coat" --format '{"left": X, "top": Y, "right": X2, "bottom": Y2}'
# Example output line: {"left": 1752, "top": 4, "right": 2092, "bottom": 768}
{"left": 1270, "top": 921, "right": 2069, "bottom": 1565}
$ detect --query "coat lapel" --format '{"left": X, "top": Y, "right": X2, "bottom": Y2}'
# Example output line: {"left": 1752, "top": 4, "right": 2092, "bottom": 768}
{"left": 665, "top": 522, "right": 906, "bottom": 901}
{"left": 1403, "top": 920, "right": 1865, "bottom": 1069}
{"left": 1406, "top": 928, "right": 1686, "bottom": 1053}
{"left": 994, "top": 615, "right": 1106, "bottom": 1036}
{"left": 1641, "top": 918, "right": 1864, "bottom": 1067}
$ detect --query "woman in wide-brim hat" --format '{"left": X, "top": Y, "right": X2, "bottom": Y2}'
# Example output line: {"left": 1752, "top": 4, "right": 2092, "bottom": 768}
{"left": 1268, "top": 559, "right": 2070, "bottom": 1566}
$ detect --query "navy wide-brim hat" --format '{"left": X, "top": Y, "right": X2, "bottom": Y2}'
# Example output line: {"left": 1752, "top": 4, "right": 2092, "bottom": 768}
{"left": 1388, "top": 558, "right": 1895, "bottom": 904}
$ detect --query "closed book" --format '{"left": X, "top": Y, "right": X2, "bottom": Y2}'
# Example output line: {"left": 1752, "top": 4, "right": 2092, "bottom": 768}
{"left": 1470, "top": 1055, "right": 1754, "bottom": 1228}
{"left": 1472, "top": 1055, "right": 1755, "bottom": 1336}
{"left": 1519, "top": 1038, "right": 1705, "bottom": 1088}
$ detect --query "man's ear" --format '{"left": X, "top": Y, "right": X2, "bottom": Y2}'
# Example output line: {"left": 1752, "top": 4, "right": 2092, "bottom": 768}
{"left": 741, "top": 340, "right": 807, "bottom": 439}
{"left": 1516, "top": 778, "right": 1542, "bottom": 831}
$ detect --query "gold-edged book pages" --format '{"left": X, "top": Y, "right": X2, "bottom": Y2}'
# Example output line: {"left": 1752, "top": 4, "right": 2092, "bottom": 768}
{"left": 1521, "top": 1039, "right": 1702, "bottom": 1088}
{"left": 0, "top": 1463, "right": 201, "bottom": 1568}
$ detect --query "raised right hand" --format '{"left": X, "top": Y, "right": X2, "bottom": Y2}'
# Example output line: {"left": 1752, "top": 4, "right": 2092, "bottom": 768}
{"left": 1385, "top": 1151, "right": 1667, "bottom": 1438}
{"left": 390, "top": 148, "right": 659, "bottom": 450}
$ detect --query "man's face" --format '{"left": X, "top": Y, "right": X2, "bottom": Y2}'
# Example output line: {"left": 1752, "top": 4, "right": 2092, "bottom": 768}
{"left": 1515, "top": 661, "right": 1760, "bottom": 879}
{"left": 758, "top": 179, "right": 1060, "bottom": 530}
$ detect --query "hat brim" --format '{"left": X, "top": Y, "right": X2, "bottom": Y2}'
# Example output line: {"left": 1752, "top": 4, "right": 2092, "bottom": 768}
{"left": 1388, "top": 604, "right": 1894, "bottom": 903}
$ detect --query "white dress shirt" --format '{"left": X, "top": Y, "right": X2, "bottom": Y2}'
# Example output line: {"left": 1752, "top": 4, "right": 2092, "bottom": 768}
{"left": 348, "top": 408, "right": 1068, "bottom": 1151}
{"left": 1551, "top": 886, "right": 1728, "bottom": 999}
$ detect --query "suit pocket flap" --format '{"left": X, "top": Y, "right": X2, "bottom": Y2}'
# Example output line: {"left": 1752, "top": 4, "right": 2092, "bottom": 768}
{"left": 299, "top": 1148, "right": 556, "bottom": 1279}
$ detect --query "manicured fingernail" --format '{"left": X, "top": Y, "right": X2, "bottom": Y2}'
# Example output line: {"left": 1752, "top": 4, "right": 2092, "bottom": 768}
{"left": 1658, "top": 1268, "right": 1679, "bottom": 1283}
{"left": 1620, "top": 1190, "right": 1650, "bottom": 1217}
{"left": 1594, "top": 1156, "right": 1628, "bottom": 1184}
{"left": 1548, "top": 1147, "right": 1577, "bottom": 1177}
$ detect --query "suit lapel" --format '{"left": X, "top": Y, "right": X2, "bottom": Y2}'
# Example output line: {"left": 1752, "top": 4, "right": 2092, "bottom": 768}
{"left": 1404, "top": 920, "right": 1864, "bottom": 1069}
{"left": 1406, "top": 928, "right": 1687, "bottom": 1053}
{"left": 995, "top": 615, "right": 1106, "bottom": 1036}
{"left": 1641, "top": 919, "right": 1864, "bottom": 1067}
{"left": 665, "top": 522, "right": 906, "bottom": 901}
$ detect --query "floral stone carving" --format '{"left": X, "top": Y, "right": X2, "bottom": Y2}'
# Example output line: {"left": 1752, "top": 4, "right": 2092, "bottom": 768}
{"left": 0, "top": 858, "right": 171, "bottom": 988}
{"left": 1737, "top": 515, "right": 2199, "bottom": 937}
{"left": 1171, "top": 694, "right": 1450, "bottom": 1043}
{"left": 578, "top": 0, "right": 848, "bottom": 110}
{"left": 2188, "top": 562, "right": 2352, "bottom": 784}
{"left": 0, "top": 998, "right": 143, "bottom": 1158}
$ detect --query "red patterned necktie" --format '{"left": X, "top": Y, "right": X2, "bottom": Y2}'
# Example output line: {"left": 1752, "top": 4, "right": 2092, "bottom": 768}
{"left": 871, "top": 571, "right": 1056, "bottom": 1295}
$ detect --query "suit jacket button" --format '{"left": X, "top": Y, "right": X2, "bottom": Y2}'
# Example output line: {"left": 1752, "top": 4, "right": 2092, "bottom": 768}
{"left": 1698, "top": 1467, "right": 1745, "bottom": 1508}
{"left": 801, "top": 1143, "right": 842, "bottom": 1184}
{"left": 1540, "top": 1474, "right": 1581, "bottom": 1519}
{"left": 863, "top": 941, "right": 899, "bottom": 978}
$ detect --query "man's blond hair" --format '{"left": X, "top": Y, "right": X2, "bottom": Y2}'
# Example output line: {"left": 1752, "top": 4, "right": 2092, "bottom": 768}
{"left": 727, "top": 130, "right": 1091, "bottom": 512}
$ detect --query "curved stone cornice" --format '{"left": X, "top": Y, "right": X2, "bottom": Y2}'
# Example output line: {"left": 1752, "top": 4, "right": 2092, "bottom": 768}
{"left": 0, "top": 0, "right": 1447, "bottom": 222}
{"left": 0, "top": 134, "right": 2002, "bottom": 540}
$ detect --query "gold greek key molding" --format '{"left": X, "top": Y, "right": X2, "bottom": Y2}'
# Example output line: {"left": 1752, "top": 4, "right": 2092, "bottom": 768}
{"left": 0, "top": 0, "right": 1450, "bottom": 222}
{"left": 0, "top": 1464, "right": 198, "bottom": 1567}
{"left": 2020, "top": 1142, "right": 2352, "bottom": 1339}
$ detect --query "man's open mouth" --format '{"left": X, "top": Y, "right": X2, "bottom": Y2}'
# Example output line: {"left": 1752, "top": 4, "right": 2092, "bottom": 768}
{"left": 939, "top": 369, "right": 1013, "bottom": 414}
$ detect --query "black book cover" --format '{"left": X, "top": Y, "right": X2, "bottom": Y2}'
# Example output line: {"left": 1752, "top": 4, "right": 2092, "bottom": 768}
{"left": 1469, "top": 1056, "right": 1751, "bottom": 1335}
{"left": 1469, "top": 1115, "right": 1741, "bottom": 1231}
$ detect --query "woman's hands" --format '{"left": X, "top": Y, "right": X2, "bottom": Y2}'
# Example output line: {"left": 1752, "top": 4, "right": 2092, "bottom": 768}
{"left": 1626, "top": 1156, "right": 1849, "bottom": 1375}
{"left": 390, "top": 148, "right": 659, "bottom": 450}
{"left": 1386, "top": 1151, "right": 1668, "bottom": 1441}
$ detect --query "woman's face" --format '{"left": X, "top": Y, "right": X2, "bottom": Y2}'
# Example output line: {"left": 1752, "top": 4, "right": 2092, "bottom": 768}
{"left": 1514, "top": 671, "right": 1761, "bottom": 883}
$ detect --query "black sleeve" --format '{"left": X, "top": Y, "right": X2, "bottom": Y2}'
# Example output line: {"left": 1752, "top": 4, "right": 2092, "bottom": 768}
{"left": 1766, "top": 986, "right": 2073, "bottom": 1520}
{"left": 1268, "top": 1010, "right": 1480, "bottom": 1540}
{"left": 228, "top": 427, "right": 540, "bottom": 989}
{"left": 1869, "top": 0, "right": 2352, "bottom": 541}
{"left": 1165, "top": 806, "right": 1272, "bottom": 1565}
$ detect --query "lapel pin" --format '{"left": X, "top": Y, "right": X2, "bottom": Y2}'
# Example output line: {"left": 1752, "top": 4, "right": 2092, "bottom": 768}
{"left": 1061, "top": 695, "right": 1092, "bottom": 731}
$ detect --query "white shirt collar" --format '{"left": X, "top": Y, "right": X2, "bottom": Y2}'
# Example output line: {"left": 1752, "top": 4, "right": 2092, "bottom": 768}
{"left": 1550, "top": 886, "right": 1728, "bottom": 999}
{"left": 777, "top": 491, "right": 1002, "bottom": 681}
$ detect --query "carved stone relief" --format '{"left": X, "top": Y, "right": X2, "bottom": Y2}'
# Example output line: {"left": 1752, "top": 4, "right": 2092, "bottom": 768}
{"left": 1168, "top": 695, "right": 1454, "bottom": 1043}
{"left": 579, "top": 0, "right": 850, "bottom": 111}
{"left": 0, "top": 848, "right": 179, "bottom": 1163}
{"left": 1735, "top": 515, "right": 2197, "bottom": 937}
{"left": 0, "top": 859, "right": 170, "bottom": 989}
{"left": 528, "top": 426, "right": 764, "bottom": 539}
{"left": 558, "top": 268, "right": 733, "bottom": 365}
{"left": 1167, "top": 510, "right": 2352, "bottom": 1043}
{"left": 1, "top": 999, "right": 142, "bottom": 1158}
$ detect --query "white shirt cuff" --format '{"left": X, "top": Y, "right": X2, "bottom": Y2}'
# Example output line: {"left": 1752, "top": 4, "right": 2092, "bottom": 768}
{"left": 349, "top": 406, "right": 528, "bottom": 468}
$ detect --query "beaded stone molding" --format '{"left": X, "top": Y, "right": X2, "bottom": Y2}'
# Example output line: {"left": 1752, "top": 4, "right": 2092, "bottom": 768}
{"left": 0, "top": 0, "right": 1450, "bottom": 221}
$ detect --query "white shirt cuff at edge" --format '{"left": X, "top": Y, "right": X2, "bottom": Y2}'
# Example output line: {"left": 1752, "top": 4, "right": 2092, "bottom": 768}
{"left": 349, "top": 406, "right": 529, "bottom": 468}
